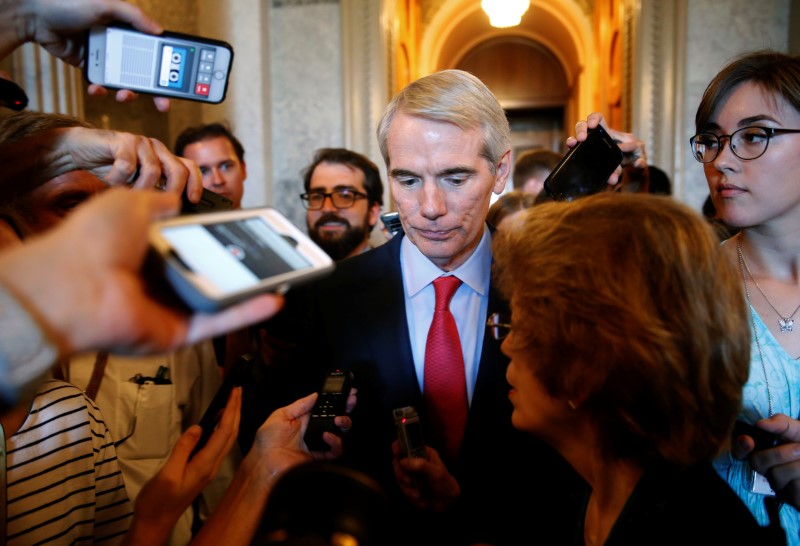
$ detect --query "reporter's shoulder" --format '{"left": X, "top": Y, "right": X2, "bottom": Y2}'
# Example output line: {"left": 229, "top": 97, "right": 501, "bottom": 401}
{"left": 33, "top": 379, "right": 103, "bottom": 417}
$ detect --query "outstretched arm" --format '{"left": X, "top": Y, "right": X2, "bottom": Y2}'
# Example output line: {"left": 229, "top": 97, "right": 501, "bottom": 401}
{"left": 192, "top": 390, "right": 355, "bottom": 546}
{"left": 0, "top": 126, "right": 203, "bottom": 205}
{"left": 0, "top": 0, "right": 171, "bottom": 111}
{"left": 0, "top": 188, "right": 284, "bottom": 359}
{"left": 122, "top": 386, "right": 243, "bottom": 546}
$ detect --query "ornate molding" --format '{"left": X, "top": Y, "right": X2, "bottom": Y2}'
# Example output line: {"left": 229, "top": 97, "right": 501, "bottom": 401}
{"left": 273, "top": 0, "right": 337, "bottom": 7}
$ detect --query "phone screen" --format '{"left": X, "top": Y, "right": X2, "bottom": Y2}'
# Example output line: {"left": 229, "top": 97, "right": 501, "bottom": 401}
{"left": 150, "top": 207, "right": 334, "bottom": 311}
{"left": 322, "top": 375, "right": 346, "bottom": 393}
{"left": 160, "top": 216, "right": 311, "bottom": 295}
{"left": 86, "top": 26, "right": 232, "bottom": 103}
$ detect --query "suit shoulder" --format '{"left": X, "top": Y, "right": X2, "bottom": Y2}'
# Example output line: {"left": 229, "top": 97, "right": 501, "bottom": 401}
{"left": 323, "top": 236, "right": 401, "bottom": 285}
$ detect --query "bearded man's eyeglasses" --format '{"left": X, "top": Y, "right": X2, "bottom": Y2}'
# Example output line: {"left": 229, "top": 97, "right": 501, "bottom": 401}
{"left": 300, "top": 188, "right": 368, "bottom": 210}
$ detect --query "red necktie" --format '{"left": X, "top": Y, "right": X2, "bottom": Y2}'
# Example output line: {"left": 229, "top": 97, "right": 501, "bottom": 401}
{"left": 424, "top": 276, "right": 467, "bottom": 463}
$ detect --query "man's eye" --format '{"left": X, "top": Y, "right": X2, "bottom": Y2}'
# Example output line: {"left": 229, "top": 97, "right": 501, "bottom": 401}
{"left": 394, "top": 177, "right": 419, "bottom": 187}
{"left": 199, "top": 167, "right": 210, "bottom": 176}
{"left": 53, "top": 197, "right": 87, "bottom": 216}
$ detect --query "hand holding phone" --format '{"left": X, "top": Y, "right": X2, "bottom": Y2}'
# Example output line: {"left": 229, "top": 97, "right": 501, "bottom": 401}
{"left": 543, "top": 125, "right": 623, "bottom": 201}
{"left": 733, "top": 419, "right": 782, "bottom": 452}
{"left": 180, "top": 187, "right": 234, "bottom": 215}
{"left": 394, "top": 406, "right": 428, "bottom": 460}
{"left": 85, "top": 24, "right": 233, "bottom": 104}
{"left": 732, "top": 419, "right": 784, "bottom": 497}
{"left": 303, "top": 368, "right": 353, "bottom": 452}
{"left": 190, "top": 354, "right": 253, "bottom": 458}
{"left": 148, "top": 207, "right": 334, "bottom": 311}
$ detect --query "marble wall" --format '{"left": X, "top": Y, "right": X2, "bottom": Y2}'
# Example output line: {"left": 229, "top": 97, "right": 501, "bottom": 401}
{"left": 268, "top": 0, "right": 343, "bottom": 229}
{"left": 681, "top": 0, "right": 791, "bottom": 210}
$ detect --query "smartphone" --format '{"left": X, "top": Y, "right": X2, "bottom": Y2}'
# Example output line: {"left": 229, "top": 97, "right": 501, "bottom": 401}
{"left": 380, "top": 211, "right": 403, "bottom": 237}
{"left": 0, "top": 78, "right": 28, "bottom": 111}
{"left": 303, "top": 368, "right": 353, "bottom": 452}
{"left": 180, "top": 187, "right": 234, "bottom": 215}
{"left": 543, "top": 125, "right": 623, "bottom": 201}
{"left": 732, "top": 419, "right": 781, "bottom": 452}
{"left": 393, "top": 406, "right": 428, "bottom": 460}
{"left": 190, "top": 353, "right": 252, "bottom": 458}
{"left": 148, "top": 207, "right": 335, "bottom": 311}
{"left": 85, "top": 24, "right": 233, "bottom": 104}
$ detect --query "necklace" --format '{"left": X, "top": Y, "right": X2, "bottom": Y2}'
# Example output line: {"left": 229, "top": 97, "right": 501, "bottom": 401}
{"left": 737, "top": 236, "right": 774, "bottom": 417}
{"left": 737, "top": 232, "right": 800, "bottom": 333}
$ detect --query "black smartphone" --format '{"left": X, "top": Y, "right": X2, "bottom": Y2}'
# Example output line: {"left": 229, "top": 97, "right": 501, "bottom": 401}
{"left": 380, "top": 211, "right": 403, "bottom": 236}
{"left": 543, "top": 125, "right": 623, "bottom": 201}
{"left": 190, "top": 353, "right": 253, "bottom": 458}
{"left": 393, "top": 406, "right": 428, "bottom": 460}
{"left": 303, "top": 368, "right": 353, "bottom": 452}
{"left": 732, "top": 419, "right": 781, "bottom": 452}
{"left": 180, "top": 187, "right": 234, "bottom": 215}
{"left": 85, "top": 24, "right": 233, "bottom": 104}
{"left": 0, "top": 78, "right": 28, "bottom": 111}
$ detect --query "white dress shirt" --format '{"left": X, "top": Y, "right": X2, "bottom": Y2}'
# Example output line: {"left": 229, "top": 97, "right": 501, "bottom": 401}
{"left": 400, "top": 223, "right": 493, "bottom": 405}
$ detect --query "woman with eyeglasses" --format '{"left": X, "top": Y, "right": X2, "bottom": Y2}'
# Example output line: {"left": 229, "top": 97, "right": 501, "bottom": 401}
{"left": 689, "top": 50, "right": 800, "bottom": 545}
{"left": 490, "top": 191, "right": 785, "bottom": 545}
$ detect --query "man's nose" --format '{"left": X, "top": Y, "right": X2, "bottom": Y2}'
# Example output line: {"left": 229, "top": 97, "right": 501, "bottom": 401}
{"left": 208, "top": 168, "right": 224, "bottom": 185}
{"left": 419, "top": 183, "right": 447, "bottom": 219}
{"left": 320, "top": 193, "right": 338, "bottom": 211}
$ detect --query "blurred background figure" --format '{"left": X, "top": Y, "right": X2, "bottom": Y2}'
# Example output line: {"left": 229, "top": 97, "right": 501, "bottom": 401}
{"left": 486, "top": 189, "right": 537, "bottom": 230}
{"left": 511, "top": 147, "right": 561, "bottom": 196}
{"left": 175, "top": 122, "right": 247, "bottom": 209}
{"left": 617, "top": 161, "right": 673, "bottom": 195}
{"left": 300, "top": 147, "right": 384, "bottom": 260}
{"left": 647, "top": 164, "right": 672, "bottom": 195}
{"left": 254, "top": 461, "right": 396, "bottom": 546}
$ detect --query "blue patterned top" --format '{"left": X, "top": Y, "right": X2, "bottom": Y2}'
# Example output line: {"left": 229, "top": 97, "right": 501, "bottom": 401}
{"left": 713, "top": 305, "right": 800, "bottom": 544}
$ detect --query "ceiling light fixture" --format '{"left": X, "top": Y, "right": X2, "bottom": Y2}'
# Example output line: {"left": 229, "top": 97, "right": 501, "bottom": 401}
{"left": 481, "top": 0, "right": 530, "bottom": 28}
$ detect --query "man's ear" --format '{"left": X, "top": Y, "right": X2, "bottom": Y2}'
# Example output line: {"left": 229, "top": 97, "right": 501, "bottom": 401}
{"left": 368, "top": 202, "right": 381, "bottom": 230}
{"left": 493, "top": 149, "right": 511, "bottom": 195}
{"left": 0, "top": 218, "right": 23, "bottom": 250}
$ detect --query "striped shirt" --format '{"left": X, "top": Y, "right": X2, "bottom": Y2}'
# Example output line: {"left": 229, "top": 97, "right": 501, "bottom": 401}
{"left": 5, "top": 380, "right": 133, "bottom": 545}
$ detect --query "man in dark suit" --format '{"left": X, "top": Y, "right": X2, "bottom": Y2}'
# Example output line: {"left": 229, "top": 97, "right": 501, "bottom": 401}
{"left": 241, "top": 69, "right": 586, "bottom": 545}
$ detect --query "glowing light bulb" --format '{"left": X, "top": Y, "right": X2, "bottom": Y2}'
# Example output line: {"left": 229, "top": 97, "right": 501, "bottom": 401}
{"left": 481, "top": 0, "right": 531, "bottom": 28}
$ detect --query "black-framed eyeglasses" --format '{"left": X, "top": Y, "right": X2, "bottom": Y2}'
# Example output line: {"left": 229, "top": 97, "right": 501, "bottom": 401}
{"left": 689, "top": 126, "right": 800, "bottom": 163}
{"left": 487, "top": 312, "right": 512, "bottom": 341}
{"left": 299, "top": 188, "right": 368, "bottom": 210}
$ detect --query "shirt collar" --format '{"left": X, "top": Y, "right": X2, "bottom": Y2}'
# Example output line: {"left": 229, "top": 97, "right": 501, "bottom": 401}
{"left": 402, "top": 224, "right": 492, "bottom": 297}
